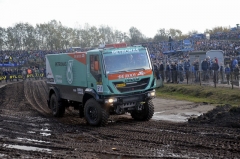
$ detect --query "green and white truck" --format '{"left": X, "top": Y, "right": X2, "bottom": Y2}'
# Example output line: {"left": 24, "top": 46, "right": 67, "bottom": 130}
{"left": 46, "top": 43, "right": 156, "bottom": 126}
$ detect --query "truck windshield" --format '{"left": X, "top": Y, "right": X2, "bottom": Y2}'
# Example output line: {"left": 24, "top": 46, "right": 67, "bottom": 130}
{"left": 103, "top": 52, "right": 151, "bottom": 74}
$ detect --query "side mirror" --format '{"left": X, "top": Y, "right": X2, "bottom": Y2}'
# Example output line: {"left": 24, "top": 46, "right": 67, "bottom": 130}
{"left": 94, "top": 61, "right": 99, "bottom": 71}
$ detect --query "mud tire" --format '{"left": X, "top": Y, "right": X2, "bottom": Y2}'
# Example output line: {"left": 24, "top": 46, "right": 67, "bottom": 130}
{"left": 50, "top": 94, "right": 65, "bottom": 117}
{"left": 84, "top": 99, "right": 108, "bottom": 126}
{"left": 131, "top": 100, "right": 154, "bottom": 121}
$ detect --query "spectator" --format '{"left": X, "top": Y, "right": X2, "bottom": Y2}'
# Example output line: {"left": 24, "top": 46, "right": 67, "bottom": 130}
{"left": 193, "top": 59, "right": 199, "bottom": 82}
{"left": 168, "top": 36, "right": 173, "bottom": 50}
{"left": 231, "top": 57, "right": 238, "bottom": 72}
{"left": 225, "top": 64, "right": 231, "bottom": 84}
{"left": 166, "top": 62, "right": 171, "bottom": 82}
{"left": 159, "top": 61, "right": 165, "bottom": 82}
{"left": 201, "top": 58, "right": 209, "bottom": 81}
{"left": 212, "top": 60, "right": 220, "bottom": 83}
{"left": 219, "top": 63, "right": 224, "bottom": 82}
{"left": 233, "top": 64, "right": 239, "bottom": 80}
{"left": 171, "top": 62, "right": 177, "bottom": 83}
{"left": 178, "top": 60, "right": 184, "bottom": 83}
{"left": 184, "top": 59, "right": 191, "bottom": 81}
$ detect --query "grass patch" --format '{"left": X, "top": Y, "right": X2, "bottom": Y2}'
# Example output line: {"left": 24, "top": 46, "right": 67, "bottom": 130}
{"left": 156, "top": 84, "right": 240, "bottom": 106}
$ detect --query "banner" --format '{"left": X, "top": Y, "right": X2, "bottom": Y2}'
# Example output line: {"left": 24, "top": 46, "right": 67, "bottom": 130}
{"left": 0, "top": 63, "right": 19, "bottom": 67}
{"left": 0, "top": 73, "right": 44, "bottom": 80}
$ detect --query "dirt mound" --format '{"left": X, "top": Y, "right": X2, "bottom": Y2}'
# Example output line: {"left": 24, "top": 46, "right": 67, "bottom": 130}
{"left": 188, "top": 104, "right": 240, "bottom": 128}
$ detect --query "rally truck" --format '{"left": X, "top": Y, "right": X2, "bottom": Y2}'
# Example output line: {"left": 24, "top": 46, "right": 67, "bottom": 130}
{"left": 46, "top": 43, "right": 156, "bottom": 126}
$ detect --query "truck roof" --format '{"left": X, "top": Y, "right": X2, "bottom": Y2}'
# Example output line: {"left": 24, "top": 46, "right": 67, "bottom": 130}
{"left": 45, "top": 44, "right": 146, "bottom": 56}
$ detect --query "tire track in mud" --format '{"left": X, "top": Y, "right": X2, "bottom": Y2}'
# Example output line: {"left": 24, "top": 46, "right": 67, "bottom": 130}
{"left": 26, "top": 81, "right": 240, "bottom": 158}
{"left": 0, "top": 81, "right": 240, "bottom": 158}
{"left": 32, "top": 80, "right": 51, "bottom": 114}
{"left": 25, "top": 80, "right": 85, "bottom": 125}
{"left": 24, "top": 80, "right": 51, "bottom": 115}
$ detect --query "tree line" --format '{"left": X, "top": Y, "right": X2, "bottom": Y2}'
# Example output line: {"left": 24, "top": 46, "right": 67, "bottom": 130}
{"left": 0, "top": 19, "right": 231, "bottom": 50}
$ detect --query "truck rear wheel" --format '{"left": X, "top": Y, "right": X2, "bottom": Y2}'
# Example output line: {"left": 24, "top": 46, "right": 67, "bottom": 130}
{"left": 50, "top": 94, "right": 65, "bottom": 117}
{"left": 131, "top": 100, "right": 154, "bottom": 121}
{"left": 84, "top": 99, "right": 108, "bottom": 126}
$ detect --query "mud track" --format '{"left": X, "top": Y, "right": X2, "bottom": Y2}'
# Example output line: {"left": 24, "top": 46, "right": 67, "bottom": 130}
{"left": 0, "top": 81, "right": 239, "bottom": 158}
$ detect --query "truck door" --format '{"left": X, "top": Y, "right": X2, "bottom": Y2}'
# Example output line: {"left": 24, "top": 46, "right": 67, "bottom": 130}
{"left": 88, "top": 55, "right": 103, "bottom": 93}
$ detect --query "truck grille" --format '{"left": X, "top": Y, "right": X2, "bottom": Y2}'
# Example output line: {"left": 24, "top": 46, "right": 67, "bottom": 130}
{"left": 113, "top": 78, "right": 150, "bottom": 93}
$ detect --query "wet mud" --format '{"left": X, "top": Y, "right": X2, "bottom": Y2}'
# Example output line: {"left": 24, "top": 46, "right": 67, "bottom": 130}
{"left": 0, "top": 81, "right": 239, "bottom": 158}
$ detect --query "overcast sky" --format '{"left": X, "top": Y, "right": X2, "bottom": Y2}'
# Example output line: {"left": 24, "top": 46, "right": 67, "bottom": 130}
{"left": 0, "top": 0, "right": 239, "bottom": 38}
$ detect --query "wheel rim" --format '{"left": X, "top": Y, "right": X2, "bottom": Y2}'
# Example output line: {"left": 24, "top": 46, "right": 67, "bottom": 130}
{"left": 88, "top": 107, "right": 98, "bottom": 121}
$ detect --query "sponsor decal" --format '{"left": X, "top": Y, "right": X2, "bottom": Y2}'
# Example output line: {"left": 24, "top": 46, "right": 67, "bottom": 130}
{"left": 55, "top": 75, "right": 62, "bottom": 84}
{"left": 125, "top": 77, "right": 140, "bottom": 83}
{"left": 66, "top": 60, "right": 73, "bottom": 84}
{"left": 55, "top": 62, "right": 67, "bottom": 66}
{"left": 47, "top": 78, "right": 54, "bottom": 83}
{"left": 67, "top": 52, "right": 86, "bottom": 65}
{"left": 108, "top": 69, "right": 152, "bottom": 80}
{"left": 112, "top": 48, "right": 139, "bottom": 54}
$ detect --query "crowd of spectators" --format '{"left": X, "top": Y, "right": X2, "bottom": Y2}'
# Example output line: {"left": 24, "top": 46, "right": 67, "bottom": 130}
{"left": 0, "top": 29, "right": 240, "bottom": 84}
{"left": 210, "top": 29, "right": 240, "bottom": 40}
{"left": 142, "top": 29, "right": 240, "bottom": 60}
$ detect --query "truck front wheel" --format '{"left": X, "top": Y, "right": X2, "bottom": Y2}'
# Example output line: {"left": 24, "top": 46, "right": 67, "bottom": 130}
{"left": 84, "top": 99, "right": 108, "bottom": 126}
{"left": 131, "top": 100, "right": 154, "bottom": 121}
{"left": 50, "top": 94, "right": 65, "bottom": 117}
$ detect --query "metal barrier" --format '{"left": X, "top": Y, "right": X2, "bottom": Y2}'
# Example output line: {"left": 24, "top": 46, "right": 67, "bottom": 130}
{"left": 163, "top": 70, "right": 239, "bottom": 89}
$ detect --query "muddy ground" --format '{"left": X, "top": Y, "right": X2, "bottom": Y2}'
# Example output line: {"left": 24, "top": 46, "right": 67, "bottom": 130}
{"left": 0, "top": 80, "right": 240, "bottom": 159}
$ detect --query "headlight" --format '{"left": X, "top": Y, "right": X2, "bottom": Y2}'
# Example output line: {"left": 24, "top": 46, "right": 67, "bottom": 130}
{"left": 148, "top": 91, "right": 155, "bottom": 97}
{"left": 105, "top": 98, "right": 117, "bottom": 103}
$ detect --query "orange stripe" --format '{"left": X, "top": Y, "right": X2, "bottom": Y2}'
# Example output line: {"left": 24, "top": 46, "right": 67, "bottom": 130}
{"left": 108, "top": 69, "right": 153, "bottom": 80}
{"left": 67, "top": 52, "right": 87, "bottom": 65}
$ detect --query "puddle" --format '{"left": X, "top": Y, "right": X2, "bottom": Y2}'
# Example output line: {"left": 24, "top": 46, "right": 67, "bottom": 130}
{"left": 17, "top": 137, "right": 50, "bottom": 143}
{"left": 27, "top": 131, "right": 36, "bottom": 134}
{"left": 40, "top": 128, "right": 51, "bottom": 136}
{"left": 3, "top": 144, "right": 51, "bottom": 153}
{"left": 152, "top": 114, "right": 187, "bottom": 122}
{"left": 0, "top": 153, "right": 6, "bottom": 157}
{"left": 40, "top": 132, "right": 51, "bottom": 136}
{"left": 41, "top": 128, "right": 51, "bottom": 132}
{"left": 153, "top": 112, "right": 190, "bottom": 122}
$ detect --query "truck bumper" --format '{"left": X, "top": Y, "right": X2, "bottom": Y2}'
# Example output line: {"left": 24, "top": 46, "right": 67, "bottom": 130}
{"left": 103, "top": 89, "right": 155, "bottom": 106}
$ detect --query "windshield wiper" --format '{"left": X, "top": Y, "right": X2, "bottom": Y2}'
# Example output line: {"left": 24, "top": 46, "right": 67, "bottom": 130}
{"left": 128, "top": 68, "right": 146, "bottom": 71}
{"left": 108, "top": 70, "right": 127, "bottom": 74}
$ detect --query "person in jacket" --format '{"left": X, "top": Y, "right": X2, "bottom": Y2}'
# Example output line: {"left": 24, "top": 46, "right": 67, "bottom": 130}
{"left": 184, "top": 59, "right": 190, "bottom": 81}
{"left": 231, "top": 57, "right": 238, "bottom": 72}
{"left": 193, "top": 59, "right": 199, "bottom": 82}
{"left": 219, "top": 63, "right": 224, "bottom": 82}
{"left": 233, "top": 64, "right": 239, "bottom": 81}
{"left": 212, "top": 60, "right": 219, "bottom": 83}
{"left": 153, "top": 61, "right": 160, "bottom": 80}
{"left": 3, "top": 69, "right": 9, "bottom": 83}
{"left": 201, "top": 58, "right": 209, "bottom": 81}
{"left": 178, "top": 60, "right": 184, "bottom": 83}
{"left": 225, "top": 64, "right": 231, "bottom": 85}
{"left": 171, "top": 62, "right": 177, "bottom": 83}
{"left": 166, "top": 62, "right": 171, "bottom": 82}
{"left": 159, "top": 61, "right": 165, "bottom": 82}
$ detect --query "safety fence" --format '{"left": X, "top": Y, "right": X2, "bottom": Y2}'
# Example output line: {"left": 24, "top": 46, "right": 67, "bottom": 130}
{"left": 158, "top": 70, "right": 240, "bottom": 89}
